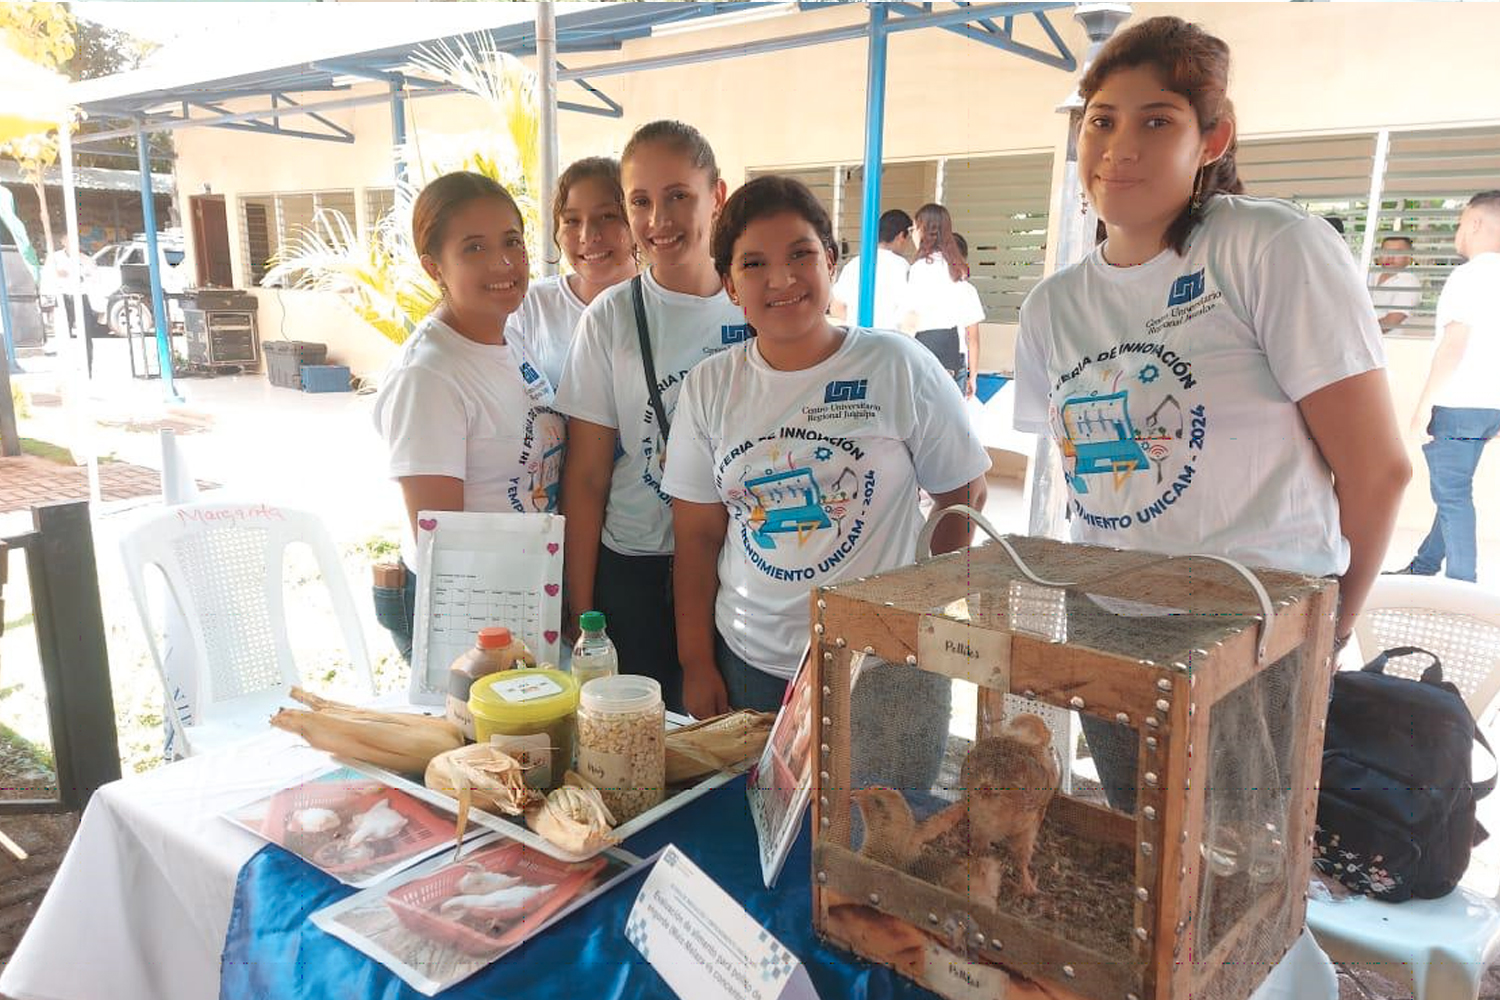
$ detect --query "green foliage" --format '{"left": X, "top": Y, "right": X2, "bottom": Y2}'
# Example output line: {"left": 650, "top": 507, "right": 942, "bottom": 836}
{"left": 264, "top": 34, "right": 542, "bottom": 346}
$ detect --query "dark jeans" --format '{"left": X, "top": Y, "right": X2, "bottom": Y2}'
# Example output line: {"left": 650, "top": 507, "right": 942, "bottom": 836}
{"left": 915, "top": 327, "right": 963, "bottom": 379}
{"left": 372, "top": 563, "right": 418, "bottom": 663}
{"left": 1411, "top": 405, "right": 1500, "bottom": 582}
{"left": 595, "top": 544, "right": 683, "bottom": 713}
{"left": 714, "top": 631, "right": 791, "bottom": 712}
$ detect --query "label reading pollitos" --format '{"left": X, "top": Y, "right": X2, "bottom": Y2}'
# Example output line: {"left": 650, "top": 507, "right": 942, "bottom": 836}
{"left": 491, "top": 674, "right": 565, "bottom": 703}
{"left": 489, "top": 733, "right": 553, "bottom": 788}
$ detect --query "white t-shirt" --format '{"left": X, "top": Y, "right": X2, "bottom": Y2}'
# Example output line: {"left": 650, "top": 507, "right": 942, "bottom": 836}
{"left": 373, "top": 315, "right": 566, "bottom": 565}
{"left": 663, "top": 327, "right": 991, "bottom": 678}
{"left": 554, "top": 267, "right": 748, "bottom": 556}
{"left": 505, "top": 274, "right": 587, "bottom": 389}
{"left": 1368, "top": 269, "right": 1422, "bottom": 335}
{"left": 899, "top": 255, "right": 984, "bottom": 337}
{"left": 1432, "top": 252, "right": 1500, "bottom": 410}
{"left": 1014, "top": 194, "right": 1385, "bottom": 578}
{"left": 831, "top": 247, "right": 909, "bottom": 329}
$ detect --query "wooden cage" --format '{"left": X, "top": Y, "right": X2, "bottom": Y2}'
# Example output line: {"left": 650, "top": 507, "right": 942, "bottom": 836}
{"left": 809, "top": 536, "right": 1337, "bottom": 1000}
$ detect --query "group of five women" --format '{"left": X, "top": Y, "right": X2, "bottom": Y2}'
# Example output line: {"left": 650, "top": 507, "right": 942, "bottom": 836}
{"left": 373, "top": 16, "right": 1410, "bottom": 742}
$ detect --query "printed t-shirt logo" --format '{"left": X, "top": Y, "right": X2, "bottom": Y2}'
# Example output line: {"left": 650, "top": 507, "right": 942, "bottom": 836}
{"left": 1048, "top": 277, "right": 1227, "bottom": 534}
{"left": 824, "top": 379, "right": 868, "bottom": 404}
{"left": 519, "top": 361, "right": 542, "bottom": 384}
{"left": 721, "top": 324, "right": 753, "bottom": 345}
{"left": 719, "top": 428, "right": 877, "bottom": 583}
{"left": 1167, "top": 269, "right": 1205, "bottom": 307}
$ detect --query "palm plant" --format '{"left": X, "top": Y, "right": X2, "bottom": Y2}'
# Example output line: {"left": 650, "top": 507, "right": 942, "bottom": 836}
{"left": 264, "top": 34, "right": 541, "bottom": 344}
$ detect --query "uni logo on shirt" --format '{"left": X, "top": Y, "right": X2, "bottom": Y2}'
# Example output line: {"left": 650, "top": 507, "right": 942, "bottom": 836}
{"left": 824, "top": 379, "right": 868, "bottom": 404}
{"left": 519, "top": 361, "right": 541, "bottom": 384}
{"left": 1167, "top": 268, "right": 1206, "bottom": 307}
{"left": 721, "top": 324, "right": 752, "bottom": 345}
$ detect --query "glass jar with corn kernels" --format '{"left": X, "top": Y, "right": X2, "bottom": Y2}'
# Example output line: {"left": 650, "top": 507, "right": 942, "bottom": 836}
{"left": 575, "top": 675, "right": 665, "bottom": 823}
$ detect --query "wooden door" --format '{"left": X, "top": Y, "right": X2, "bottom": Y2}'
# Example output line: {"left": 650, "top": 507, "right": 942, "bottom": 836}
{"left": 190, "top": 196, "right": 233, "bottom": 287}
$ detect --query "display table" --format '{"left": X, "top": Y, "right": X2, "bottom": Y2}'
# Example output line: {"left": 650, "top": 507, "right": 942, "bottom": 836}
{"left": 1, "top": 730, "right": 1337, "bottom": 1000}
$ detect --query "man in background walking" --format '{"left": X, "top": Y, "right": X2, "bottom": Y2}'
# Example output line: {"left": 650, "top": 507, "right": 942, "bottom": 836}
{"left": 1395, "top": 191, "right": 1500, "bottom": 581}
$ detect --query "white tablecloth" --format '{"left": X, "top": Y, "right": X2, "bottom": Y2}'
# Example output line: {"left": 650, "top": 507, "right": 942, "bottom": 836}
{"left": 0, "top": 730, "right": 331, "bottom": 1000}
{"left": 0, "top": 728, "right": 1337, "bottom": 1000}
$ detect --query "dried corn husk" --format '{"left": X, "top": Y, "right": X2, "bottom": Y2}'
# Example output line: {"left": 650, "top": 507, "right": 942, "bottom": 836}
{"left": 525, "top": 772, "right": 616, "bottom": 854}
{"left": 426, "top": 744, "right": 543, "bottom": 859}
{"left": 269, "top": 689, "right": 463, "bottom": 774}
{"left": 665, "top": 710, "right": 776, "bottom": 784}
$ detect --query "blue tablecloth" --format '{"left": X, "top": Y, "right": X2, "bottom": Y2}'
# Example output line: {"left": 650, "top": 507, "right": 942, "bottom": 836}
{"left": 221, "top": 775, "right": 939, "bottom": 999}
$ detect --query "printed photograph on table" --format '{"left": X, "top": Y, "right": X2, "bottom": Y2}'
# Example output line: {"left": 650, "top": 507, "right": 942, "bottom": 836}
{"left": 312, "top": 835, "right": 645, "bottom": 996}
{"left": 410, "top": 511, "right": 566, "bottom": 705}
{"left": 747, "top": 647, "right": 833, "bottom": 888}
{"left": 225, "top": 766, "right": 474, "bottom": 888}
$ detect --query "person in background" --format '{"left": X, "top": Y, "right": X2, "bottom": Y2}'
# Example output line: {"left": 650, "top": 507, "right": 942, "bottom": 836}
{"left": 506, "top": 157, "right": 637, "bottom": 388}
{"left": 1392, "top": 191, "right": 1500, "bottom": 581}
{"left": 1368, "top": 234, "right": 1422, "bottom": 336}
{"left": 1322, "top": 215, "right": 1346, "bottom": 237}
{"left": 898, "top": 204, "right": 982, "bottom": 394}
{"left": 1015, "top": 13, "right": 1407, "bottom": 804}
{"left": 555, "top": 120, "right": 745, "bottom": 712}
{"left": 666, "top": 175, "right": 988, "bottom": 796}
{"left": 371, "top": 171, "right": 564, "bottom": 662}
{"left": 828, "top": 207, "right": 913, "bottom": 328}
{"left": 951, "top": 232, "right": 986, "bottom": 398}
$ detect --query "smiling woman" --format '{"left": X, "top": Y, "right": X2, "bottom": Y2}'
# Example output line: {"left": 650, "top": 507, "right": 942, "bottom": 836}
{"left": 553, "top": 120, "right": 744, "bottom": 713}
{"left": 1013, "top": 17, "right": 1410, "bottom": 822}
{"left": 369, "top": 171, "right": 566, "bottom": 661}
{"left": 663, "top": 175, "right": 990, "bottom": 777}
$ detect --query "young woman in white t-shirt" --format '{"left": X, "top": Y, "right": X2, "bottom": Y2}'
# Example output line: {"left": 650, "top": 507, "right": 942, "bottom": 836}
{"left": 665, "top": 175, "right": 990, "bottom": 795}
{"left": 899, "top": 202, "right": 972, "bottom": 389}
{"left": 1013, "top": 17, "right": 1410, "bottom": 815}
{"left": 371, "top": 172, "right": 565, "bottom": 661}
{"left": 506, "top": 157, "right": 637, "bottom": 388}
{"left": 555, "top": 121, "right": 746, "bottom": 712}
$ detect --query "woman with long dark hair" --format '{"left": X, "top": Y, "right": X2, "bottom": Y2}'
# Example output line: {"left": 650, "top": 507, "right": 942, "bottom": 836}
{"left": 898, "top": 202, "right": 981, "bottom": 392}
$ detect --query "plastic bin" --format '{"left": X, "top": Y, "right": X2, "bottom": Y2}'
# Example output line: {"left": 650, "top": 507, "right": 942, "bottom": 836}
{"left": 263, "top": 340, "right": 327, "bottom": 389}
{"left": 300, "top": 364, "right": 352, "bottom": 393}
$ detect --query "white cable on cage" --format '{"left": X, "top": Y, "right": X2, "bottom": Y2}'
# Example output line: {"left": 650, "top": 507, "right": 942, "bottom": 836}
{"left": 918, "top": 505, "right": 1278, "bottom": 663}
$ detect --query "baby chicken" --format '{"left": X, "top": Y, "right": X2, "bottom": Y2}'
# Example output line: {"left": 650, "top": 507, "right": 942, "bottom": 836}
{"left": 851, "top": 786, "right": 960, "bottom": 872}
{"left": 957, "top": 713, "right": 1058, "bottom": 897}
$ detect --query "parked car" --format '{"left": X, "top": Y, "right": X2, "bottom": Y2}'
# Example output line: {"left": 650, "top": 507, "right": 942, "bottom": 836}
{"left": 79, "top": 233, "right": 188, "bottom": 337}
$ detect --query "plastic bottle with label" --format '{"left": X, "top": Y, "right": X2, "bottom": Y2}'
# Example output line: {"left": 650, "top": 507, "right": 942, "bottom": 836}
{"left": 576, "top": 674, "right": 665, "bottom": 823}
{"left": 446, "top": 627, "right": 534, "bottom": 741}
{"left": 571, "top": 611, "right": 619, "bottom": 690}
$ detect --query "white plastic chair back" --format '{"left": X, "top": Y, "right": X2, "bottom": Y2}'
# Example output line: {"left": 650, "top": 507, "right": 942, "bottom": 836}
{"left": 119, "top": 501, "right": 373, "bottom": 755}
{"left": 1350, "top": 575, "right": 1500, "bottom": 727}
{"left": 158, "top": 428, "right": 201, "bottom": 759}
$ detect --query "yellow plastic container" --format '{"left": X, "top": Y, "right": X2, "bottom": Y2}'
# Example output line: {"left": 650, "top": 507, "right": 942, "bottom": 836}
{"left": 469, "top": 667, "right": 579, "bottom": 791}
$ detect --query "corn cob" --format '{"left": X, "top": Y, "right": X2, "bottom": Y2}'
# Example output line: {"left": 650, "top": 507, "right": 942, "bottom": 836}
{"left": 665, "top": 709, "right": 776, "bottom": 784}
{"left": 526, "top": 771, "right": 616, "bottom": 854}
{"left": 269, "top": 695, "right": 464, "bottom": 774}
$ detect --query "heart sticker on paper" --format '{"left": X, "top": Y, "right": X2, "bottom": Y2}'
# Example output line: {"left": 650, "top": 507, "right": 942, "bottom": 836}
{"left": 544, "top": 630, "right": 559, "bottom": 645}
{"left": 544, "top": 583, "right": 560, "bottom": 597}
{"left": 418, "top": 518, "right": 437, "bottom": 531}
{"left": 547, "top": 542, "right": 560, "bottom": 555}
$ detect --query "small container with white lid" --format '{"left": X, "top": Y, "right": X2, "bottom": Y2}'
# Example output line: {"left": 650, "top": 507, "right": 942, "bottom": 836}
{"left": 575, "top": 674, "right": 665, "bottom": 823}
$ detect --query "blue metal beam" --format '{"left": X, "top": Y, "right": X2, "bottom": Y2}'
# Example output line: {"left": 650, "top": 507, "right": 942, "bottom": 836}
{"left": 271, "top": 93, "right": 354, "bottom": 141}
{"left": 885, "top": 2, "right": 1075, "bottom": 70}
{"left": 209, "top": 120, "right": 355, "bottom": 144}
{"left": 556, "top": 66, "right": 625, "bottom": 119}
{"left": 137, "top": 124, "right": 179, "bottom": 402}
{"left": 857, "top": 3, "right": 889, "bottom": 329}
{"left": 390, "top": 78, "right": 407, "bottom": 185}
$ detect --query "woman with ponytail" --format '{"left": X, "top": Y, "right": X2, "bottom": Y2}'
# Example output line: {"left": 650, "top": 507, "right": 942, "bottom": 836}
{"left": 898, "top": 202, "right": 980, "bottom": 392}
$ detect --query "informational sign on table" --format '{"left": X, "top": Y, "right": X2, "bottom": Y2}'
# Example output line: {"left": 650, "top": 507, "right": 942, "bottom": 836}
{"left": 410, "top": 511, "right": 565, "bottom": 705}
{"left": 626, "top": 844, "right": 819, "bottom": 1000}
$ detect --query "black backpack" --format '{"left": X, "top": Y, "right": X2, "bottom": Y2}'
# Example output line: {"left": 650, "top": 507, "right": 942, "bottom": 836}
{"left": 1314, "top": 646, "right": 1496, "bottom": 901}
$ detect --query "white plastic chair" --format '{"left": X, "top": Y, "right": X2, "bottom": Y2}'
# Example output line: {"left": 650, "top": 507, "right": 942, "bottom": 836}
{"left": 119, "top": 500, "right": 374, "bottom": 756}
{"left": 1308, "top": 574, "right": 1500, "bottom": 1000}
